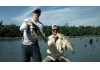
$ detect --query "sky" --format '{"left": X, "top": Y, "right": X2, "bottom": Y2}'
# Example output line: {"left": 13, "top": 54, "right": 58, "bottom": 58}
{"left": 0, "top": 6, "right": 100, "bottom": 26}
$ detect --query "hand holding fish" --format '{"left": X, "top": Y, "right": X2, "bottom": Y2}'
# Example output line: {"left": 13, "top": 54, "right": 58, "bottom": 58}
{"left": 26, "top": 21, "right": 33, "bottom": 29}
{"left": 27, "top": 22, "right": 47, "bottom": 42}
{"left": 52, "top": 35, "right": 59, "bottom": 43}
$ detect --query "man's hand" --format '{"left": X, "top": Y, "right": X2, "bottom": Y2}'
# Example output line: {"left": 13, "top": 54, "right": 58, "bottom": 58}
{"left": 52, "top": 35, "right": 59, "bottom": 42}
{"left": 26, "top": 22, "right": 33, "bottom": 29}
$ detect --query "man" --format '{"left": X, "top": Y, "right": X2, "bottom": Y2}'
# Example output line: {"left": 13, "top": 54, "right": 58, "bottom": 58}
{"left": 20, "top": 8, "right": 45, "bottom": 62}
{"left": 43, "top": 25, "right": 75, "bottom": 62}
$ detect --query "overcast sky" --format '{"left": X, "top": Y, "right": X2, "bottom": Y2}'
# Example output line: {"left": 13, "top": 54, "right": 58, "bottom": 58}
{"left": 0, "top": 6, "right": 100, "bottom": 26}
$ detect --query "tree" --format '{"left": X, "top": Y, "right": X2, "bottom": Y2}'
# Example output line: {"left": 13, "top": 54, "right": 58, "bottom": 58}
{"left": 0, "top": 20, "right": 3, "bottom": 26}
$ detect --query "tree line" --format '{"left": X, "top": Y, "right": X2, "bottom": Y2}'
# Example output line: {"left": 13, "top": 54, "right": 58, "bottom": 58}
{"left": 0, "top": 22, "right": 100, "bottom": 37}
{"left": 0, "top": 24, "right": 22, "bottom": 37}
{"left": 44, "top": 25, "right": 100, "bottom": 36}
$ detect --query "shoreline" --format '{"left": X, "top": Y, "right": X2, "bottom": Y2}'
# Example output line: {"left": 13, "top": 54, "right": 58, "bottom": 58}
{"left": 0, "top": 35, "right": 100, "bottom": 39}
{"left": 0, "top": 37, "right": 22, "bottom": 39}
{"left": 69, "top": 35, "right": 100, "bottom": 38}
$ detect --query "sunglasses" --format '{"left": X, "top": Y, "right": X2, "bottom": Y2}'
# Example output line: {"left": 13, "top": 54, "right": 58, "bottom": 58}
{"left": 52, "top": 29, "right": 58, "bottom": 31}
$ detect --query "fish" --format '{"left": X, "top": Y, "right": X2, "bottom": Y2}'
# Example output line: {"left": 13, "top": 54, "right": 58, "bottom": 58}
{"left": 28, "top": 22, "right": 47, "bottom": 42}
{"left": 48, "top": 33, "right": 75, "bottom": 53}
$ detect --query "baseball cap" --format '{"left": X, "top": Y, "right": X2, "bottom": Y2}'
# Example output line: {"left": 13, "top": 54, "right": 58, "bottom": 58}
{"left": 33, "top": 8, "right": 41, "bottom": 14}
{"left": 52, "top": 25, "right": 58, "bottom": 29}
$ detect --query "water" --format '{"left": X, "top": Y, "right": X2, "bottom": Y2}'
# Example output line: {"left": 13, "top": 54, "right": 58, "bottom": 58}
{"left": 0, "top": 37, "right": 100, "bottom": 62}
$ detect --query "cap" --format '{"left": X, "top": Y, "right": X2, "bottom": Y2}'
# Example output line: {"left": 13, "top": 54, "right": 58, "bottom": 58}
{"left": 52, "top": 25, "right": 58, "bottom": 29}
{"left": 33, "top": 8, "right": 41, "bottom": 14}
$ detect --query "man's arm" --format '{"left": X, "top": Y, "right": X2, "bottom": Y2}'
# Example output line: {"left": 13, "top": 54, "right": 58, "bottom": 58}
{"left": 20, "top": 22, "right": 27, "bottom": 31}
{"left": 48, "top": 36, "right": 56, "bottom": 47}
{"left": 20, "top": 19, "right": 32, "bottom": 31}
{"left": 38, "top": 23, "right": 45, "bottom": 36}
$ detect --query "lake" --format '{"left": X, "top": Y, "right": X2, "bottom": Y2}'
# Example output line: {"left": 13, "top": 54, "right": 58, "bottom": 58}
{"left": 0, "top": 37, "right": 100, "bottom": 62}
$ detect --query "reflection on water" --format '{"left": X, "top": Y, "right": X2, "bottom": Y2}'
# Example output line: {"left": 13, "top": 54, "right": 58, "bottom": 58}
{"left": 0, "top": 37, "right": 100, "bottom": 62}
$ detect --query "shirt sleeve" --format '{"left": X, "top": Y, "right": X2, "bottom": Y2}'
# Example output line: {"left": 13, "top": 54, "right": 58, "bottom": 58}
{"left": 20, "top": 22, "right": 27, "bottom": 31}
{"left": 19, "top": 19, "right": 29, "bottom": 31}
{"left": 38, "top": 23, "right": 45, "bottom": 36}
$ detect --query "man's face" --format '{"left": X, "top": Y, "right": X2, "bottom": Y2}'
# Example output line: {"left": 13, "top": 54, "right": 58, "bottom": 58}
{"left": 32, "top": 13, "right": 40, "bottom": 21}
{"left": 52, "top": 28, "right": 58, "bottom": 35}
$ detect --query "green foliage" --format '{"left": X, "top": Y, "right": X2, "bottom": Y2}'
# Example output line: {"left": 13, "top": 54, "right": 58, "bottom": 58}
{"left": 0, "top": 24, "right": 22, "bottom": 37}
{"left": 44, "top": 25, "right": 100, "bottom": 36}
{"left": 0, "top": 23, "right": 100, "bottom": 37}
{"left": 0, "top": 20, "right": 3, "bottom": 26}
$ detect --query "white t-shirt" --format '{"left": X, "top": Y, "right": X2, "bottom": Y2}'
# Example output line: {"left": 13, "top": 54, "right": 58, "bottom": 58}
{"left": 47, "top": 34, "right": 64, "bottom": 56}
{"left": 20, "top": 18, "right": 44, "bottom": 45}
{"left": 47, "top": 33, "right": 73, "bottom": 56}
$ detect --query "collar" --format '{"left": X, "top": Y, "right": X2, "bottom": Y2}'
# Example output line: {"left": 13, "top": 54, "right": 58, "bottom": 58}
{"left": 31, "top": 18, "right": 40, "bottom": 25}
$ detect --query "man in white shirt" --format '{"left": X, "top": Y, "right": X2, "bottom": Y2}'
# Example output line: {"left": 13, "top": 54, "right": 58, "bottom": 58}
{"left": 20, "top": 8, "right": 45, "bottom": 62}
{"left": 43, "top": 25, "right": 75, "bottom": 62}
